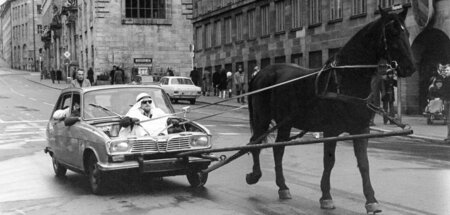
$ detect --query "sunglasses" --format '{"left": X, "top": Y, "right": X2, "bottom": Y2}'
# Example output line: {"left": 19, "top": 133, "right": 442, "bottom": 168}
{"left": 141, "top": 100, "right": 152, "bottom": 104}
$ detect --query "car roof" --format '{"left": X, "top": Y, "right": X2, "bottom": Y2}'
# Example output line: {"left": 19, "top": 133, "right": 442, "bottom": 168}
{"left": 60, "top": 84, "right": 163, "bottom": 94}
{"left": 161, "top": 76, "right": 191, "bottom": 80}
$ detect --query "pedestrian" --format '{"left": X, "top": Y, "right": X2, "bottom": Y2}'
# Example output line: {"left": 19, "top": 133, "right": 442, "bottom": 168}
{"left": 226, "top": 71, "right": 233, "bottom": 98}
{"left": 212, "top": 69, "right": 220, "bottom": 97}
{"left": 252, "top": 66, "right": 260, "bottom": 79}
{"left": 190, "top": 67, "right": 200, "bottom": 86}
{"left": 87, "top": 67, "right": 94, "bottom": 85}
{"left": 437, "top": 64, "right": 450, "bottom": 142}
{"left": 114, "top": 67, "right": 125, "bottom": 84}
{"left": 202, "top": 69, "right": 211, "bottom": 96}
{"left": 167, "top": 68, "right": 174, "bottom": 76}
{"left": 56, "top": 69, "right": 62, "bottom": 84}
{"left": 218, "top": 69, "right": 227, "bottom": 99}
{"left": 381, "top": 69, "right": 397, "bottom": 124}
{"left": 110, "top": 65, "right": 117, "bottom": 85}
{"left": 50, "top": 68, "right": 56, "bottom": 84}
{"left": 233, "top": 65, "right": 246, "bottom": 104}
{"left": 71, "top": 69, "right": 92, "bottom": 88}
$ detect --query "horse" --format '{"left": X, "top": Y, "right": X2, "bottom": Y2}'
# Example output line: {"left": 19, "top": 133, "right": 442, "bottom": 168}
{"left": 246, "top": 7, "right": 415, "bottom": 214}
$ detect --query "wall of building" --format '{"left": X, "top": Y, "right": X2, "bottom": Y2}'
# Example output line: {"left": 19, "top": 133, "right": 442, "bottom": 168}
{"left": 1, "top": 1, "right": 12, "bottom": 65}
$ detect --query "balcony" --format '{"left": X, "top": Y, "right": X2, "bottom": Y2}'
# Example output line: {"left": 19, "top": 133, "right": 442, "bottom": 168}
{"left": 61, "top": 0, "right": 78, "bottom": 16}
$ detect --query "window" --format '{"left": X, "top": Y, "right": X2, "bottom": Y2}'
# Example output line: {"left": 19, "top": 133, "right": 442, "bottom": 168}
{"left": 195, "top": 26, "right": 203, "bottom": 50}
{"left": 352, "top": 0, "right": 366, "bottom": 16}
{"left": 214, "top": 20, "right": 221, "bottom": 46}
{"left": 309, "top": 0, "right": 321, "bottom": 25}
{"left": 261, "top": 5, "right": 270, "bottom": 36}
{"left": 378, "top": 0, "right": 394, "bottom": 8}
{"left": 291, "top": 53, "right": 303, "bottom": 66}
{"left": 309, "top": 50, "right": 322, "bottom": 68}
{"left": 205, "top": 23, "right": 212, "bottom": 48}
{"left": 292, "top": 0, "right": 303, "bottom": 29}
{"left": 329, "top": 0, "right": 343, "bottom": 20}
{"left": 37, "top": 4, "right": 42, "bottom": 14}
{"left": 247, "top": 9, "right": 256, "bottom": 39}
{"left": 125, "top": 0, "right": 166, "bottom": 19}
{"left": 275, "top": 0, "right": 285, "bottom": 32}
{"left": 236, "top": 13, "right": 243, "bottom": 41}
{"left": 224, "top": 17, "right": 232, "bottom": 44}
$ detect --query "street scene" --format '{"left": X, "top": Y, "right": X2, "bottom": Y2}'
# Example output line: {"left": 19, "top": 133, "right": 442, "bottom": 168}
{"left": 0, "top": 0, "right": 450, "bottom": 215}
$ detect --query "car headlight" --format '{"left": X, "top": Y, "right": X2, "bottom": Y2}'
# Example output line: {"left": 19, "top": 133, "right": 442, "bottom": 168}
{"left": 109, "top": 141, "right": 130, "bottom": 153}
{"left": 191, "top": 136, "right": 209, "bottom": 147}
{"left": 98, "top": 124, "right": 120, "bottom": 137}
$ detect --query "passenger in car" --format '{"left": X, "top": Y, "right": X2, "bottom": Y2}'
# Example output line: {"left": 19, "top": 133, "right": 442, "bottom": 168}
{"left": 119, "top": 93, "right": 169, "bottom": 137}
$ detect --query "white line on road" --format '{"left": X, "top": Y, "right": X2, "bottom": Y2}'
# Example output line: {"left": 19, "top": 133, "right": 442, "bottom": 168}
{"left": 0, "top": 131, "right": 44, "bottom": 136}
{"left": 29, "top": 98, "right": 37, "bottom": 101}
{"left": 0, "top": 120, "right": 48, "bottom": 124}
{"left": 10, "top": 88, "right": 25, "bottom": 97}
{"left": 43, "top": 102, "right": 54, "bottom": 106}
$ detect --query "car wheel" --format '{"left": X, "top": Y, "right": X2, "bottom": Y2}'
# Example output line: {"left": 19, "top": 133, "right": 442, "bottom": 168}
{"left": 52, "top": 156, "right": 67, "bottom": 177}
{"left": 189, "top": 99, "right": 196, "bottom": 105}
{"left": 186, "top": 171, "right": 208, "bottom": 188}
{"left": 87, "top": 154, "right": 107, "bottom": 195}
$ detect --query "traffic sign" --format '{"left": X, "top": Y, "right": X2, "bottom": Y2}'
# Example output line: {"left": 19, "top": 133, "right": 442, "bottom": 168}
{"left": 64, "top": 51, "right": 71, "bottom": 59}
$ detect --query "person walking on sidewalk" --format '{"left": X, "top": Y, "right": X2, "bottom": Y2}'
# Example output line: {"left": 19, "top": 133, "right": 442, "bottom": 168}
{"left": 56, "top": 69, "right": 62, "bottom": 84}
{"left": 202, "top": 69, "right": 211, "bottom": 96}
{"left": 218, "top": 69, "right": 227, "bottom": 99}
{"left": 212, "top": 69, "right": 220, "bottom": 97}
{"left": 437, "top": 64, "right": 450, "bottom": 142}
{"left": 226, "top": 71, "right": 233, "bottom": 98}
{"left": 50, "top": 68, "right": 56, "bottom": 84}
{"left": 87, "top": 67, "right": 94, "bottom": 85}
{"left": 233, "top": 65, "right": 246, "bottom": 104}
{"left": 381, "top": 69, "right": 397, "bottom": 124}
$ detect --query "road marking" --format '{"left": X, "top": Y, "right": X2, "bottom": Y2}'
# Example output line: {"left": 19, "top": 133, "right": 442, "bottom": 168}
{"left": 10, "top": 88, "right": 25, "bottom": 97}
{"left": 0, "top": 131, "right": 44, "bottom": 136}
{"left": 43, "top": 102, "right": 54, "bottom": 106}
{"left": 0, "top": 120, "right": 48, "bottom": 124}
{"left": 0, "top": 118, "right": 4, "bottom": 123}
{"left": 29, "top": 98, "right": 37, "bottom": 101}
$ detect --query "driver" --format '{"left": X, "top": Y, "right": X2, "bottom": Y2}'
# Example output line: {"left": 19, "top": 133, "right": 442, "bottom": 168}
{"left": 119, "top": 93, "right": 169, "bottom": 137}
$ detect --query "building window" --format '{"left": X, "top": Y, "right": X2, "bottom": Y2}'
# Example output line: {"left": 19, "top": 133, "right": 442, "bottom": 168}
{"left": 275, "top": 0, "right": 285, "bottom": 32}
{"left": 291, "top": 53, "right": 303, "bottom": 66}
{"left": 205, "top": 23, "right": 212, "bottom": 48}
{"left": 125, "top": 0, "right": 166, "bottom": 19}
{"left": 329, "top": 0, "right": 343, "bottom": 21}
{"left": 291, "top": 0, "right": 303, "bottom": 29}
{"left": 214, "top": 20, "right": 221, "bottom": 46}
{"left": 37, "top": 4, "right": 42, "bottom": 14}
{"left": 196, "top": 26, "right": 203, "bottom": 50}
{"left": 260, "top": 4, "right": 270, "bottom": 36}
{"left": 224, "top": 17, "right": 232, "bottom": 44}
{"left": 309, "top": 0, "right": 322, "bottom": 25}
{"left": 378, "top": 0, "right": 394, "bottom": 8}
{"left": 236, "top": 13, "right": 243, "bottom": 41}
{"left": 309, "top": 50, "right": 322, "bottom": 68}
{"left": 247, "top": 9, "right": 256, "bottom": 39}
{"left": 352, "top": 0, "right": 366, "bottom": 16}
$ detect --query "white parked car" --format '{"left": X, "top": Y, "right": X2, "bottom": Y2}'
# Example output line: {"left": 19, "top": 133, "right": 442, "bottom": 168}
{"left": 159, "top": 76, "right": 201, "bottom": 104}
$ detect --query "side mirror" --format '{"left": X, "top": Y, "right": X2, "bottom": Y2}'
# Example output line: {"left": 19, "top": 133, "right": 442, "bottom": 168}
{"left": 64, "top": 117, "right": 80, "bottom": 126}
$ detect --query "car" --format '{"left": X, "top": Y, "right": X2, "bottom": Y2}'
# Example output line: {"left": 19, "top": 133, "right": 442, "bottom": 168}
{"left": 45, "top": 85, "right": 215, "bottom": 194}
{"left": 159, "top": 76, "right": 201, "bottom": 104}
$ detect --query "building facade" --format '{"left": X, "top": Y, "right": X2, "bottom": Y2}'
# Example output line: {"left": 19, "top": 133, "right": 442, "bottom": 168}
{"left": 1, "top": 0, "right": 12, "bottom": 65}
{"left": 9, "top": 0, "right": 43, "bottom": 71}
{"left": 192, "top": 0, "right": 450, "bottom": 114}
{"left": 40, "top": 0, "right": 195, "bottom": 83}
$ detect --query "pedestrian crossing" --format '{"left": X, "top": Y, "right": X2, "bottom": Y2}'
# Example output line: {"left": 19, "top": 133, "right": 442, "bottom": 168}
{"left": 0, "top": 120, "right": 47, "bottom": 148}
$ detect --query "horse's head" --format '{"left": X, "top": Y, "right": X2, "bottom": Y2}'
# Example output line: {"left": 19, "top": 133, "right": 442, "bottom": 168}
{"left": 379, "top": 6, "right": 415, "bottom": 77}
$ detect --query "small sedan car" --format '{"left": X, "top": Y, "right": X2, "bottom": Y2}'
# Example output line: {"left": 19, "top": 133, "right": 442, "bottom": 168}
{"left": 45, "top": 85, "right": 215, "bottom": 194}
{"left": 159, "top": 76, "right": 201, "bottom": 104}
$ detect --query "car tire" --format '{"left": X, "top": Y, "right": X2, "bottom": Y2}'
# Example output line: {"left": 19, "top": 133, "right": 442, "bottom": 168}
{"left": 186, "top": 171, "right": 208, "bottom": 188}
{"left": 87, "top": 154, "right": 107, "bottom": 195}
{"left": 189, "top": 99, "right": 196, "bottom": 105}
{"left": 52, "top": 156, "right": 67, "bottom": 177}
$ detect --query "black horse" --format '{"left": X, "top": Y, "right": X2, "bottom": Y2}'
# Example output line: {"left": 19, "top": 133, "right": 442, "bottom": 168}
{"left": 247, "top": 7, "right": 415, "bottom": 214}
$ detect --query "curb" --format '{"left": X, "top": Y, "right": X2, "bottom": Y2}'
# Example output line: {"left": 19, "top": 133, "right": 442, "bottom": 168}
{"left": 25, "top": 77, "right": 66, "bottom": 91}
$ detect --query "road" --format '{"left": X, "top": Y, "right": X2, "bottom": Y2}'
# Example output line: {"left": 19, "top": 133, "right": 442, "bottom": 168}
{"left": 0, "top": 72, "right": 449, "bottom": 215}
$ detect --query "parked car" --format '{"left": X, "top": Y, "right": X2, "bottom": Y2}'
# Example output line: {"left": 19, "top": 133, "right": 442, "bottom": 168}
{"left": 159, "top": 76, "right": 201, "bottom": 104}
{"left": 45, "top": 85, "right": 215, "bottom": 194}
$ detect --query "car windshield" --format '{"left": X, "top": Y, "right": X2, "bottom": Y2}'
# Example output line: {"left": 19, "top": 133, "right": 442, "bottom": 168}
{"left": 170, "top": 78, "right": 194, "bottom": 85}
{"left": 83, "top": 88, "right": 173, "bottom": 119}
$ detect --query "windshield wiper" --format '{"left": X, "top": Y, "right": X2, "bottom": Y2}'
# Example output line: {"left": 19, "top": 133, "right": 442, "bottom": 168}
{"left": 89, "top": 103, "right": 123, "bottom": 118}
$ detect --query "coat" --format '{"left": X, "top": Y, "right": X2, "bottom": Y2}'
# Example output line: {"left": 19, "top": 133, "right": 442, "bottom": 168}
{"left": 119, "top": 102, "right": 169, "bottom": 137}
{"left": 71, "top": 79, "right": 92, "bottom": 88}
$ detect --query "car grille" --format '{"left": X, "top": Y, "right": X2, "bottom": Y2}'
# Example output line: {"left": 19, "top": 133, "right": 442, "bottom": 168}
{"left": 131, "top": 136, "right": 191, "bottom": 153}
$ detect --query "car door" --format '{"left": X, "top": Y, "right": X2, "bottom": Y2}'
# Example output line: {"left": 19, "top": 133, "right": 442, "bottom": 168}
{"left": 51, "top": 92, "right": 73, "bottom": 165}
{"left": 66, "top": 93, "right": 84, "bottom": 168}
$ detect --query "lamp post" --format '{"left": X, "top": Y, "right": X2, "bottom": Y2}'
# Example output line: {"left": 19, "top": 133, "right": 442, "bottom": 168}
{"left": 32, "top": 0, "right": 37, "bottom": 72}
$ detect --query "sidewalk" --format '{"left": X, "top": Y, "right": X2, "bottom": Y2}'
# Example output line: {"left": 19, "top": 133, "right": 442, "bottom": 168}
{"left": 24, "top": 74, "right": 449, "bottom": 144}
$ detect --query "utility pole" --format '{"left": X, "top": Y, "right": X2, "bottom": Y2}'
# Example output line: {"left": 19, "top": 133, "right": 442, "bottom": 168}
{"left": 32, "top": 0, "right": 37, "bottom": 72}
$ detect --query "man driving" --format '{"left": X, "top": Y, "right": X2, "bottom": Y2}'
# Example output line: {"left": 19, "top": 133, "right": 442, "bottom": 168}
{"left": 119, "top": 93, "right": 169, "bottom": 137}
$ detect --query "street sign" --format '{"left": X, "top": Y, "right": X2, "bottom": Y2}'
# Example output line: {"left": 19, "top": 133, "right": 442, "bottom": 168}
{"left": 64, "top": 51, "right": 71, "bottom": 59}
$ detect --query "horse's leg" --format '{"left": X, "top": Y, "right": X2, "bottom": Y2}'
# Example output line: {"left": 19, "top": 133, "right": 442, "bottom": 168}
{"left": 246, "top": 129, "right": 265, "bottom": 185}
{"left": 353, "top": 129, "right": 381, "bottom": 214}
{"left": 319, "top": 132, "right": 337, "bottom": 210}
{"left": 273, "top": 126, "right": 291, "bottom": 199}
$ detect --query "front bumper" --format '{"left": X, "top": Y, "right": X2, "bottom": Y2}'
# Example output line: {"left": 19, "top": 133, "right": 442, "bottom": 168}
{"left": 171, "top": 94, "right": 200, "bottom": 99}
{"left": 97, "top": 157, "right": 211, "bottom": 173}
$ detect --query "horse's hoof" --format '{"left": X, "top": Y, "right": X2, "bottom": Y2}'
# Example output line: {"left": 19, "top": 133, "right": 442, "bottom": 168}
{"left": 245, "top": 172, "right": 262, "bottom": 185}
{"left": 365, "top": 202, "right": 382, "bottom": 214}
{"left": 278, "top": 189, "right": 292, "bottom": 199}
{"left": 320, "top": 199, "right": 336, "bottom": 210}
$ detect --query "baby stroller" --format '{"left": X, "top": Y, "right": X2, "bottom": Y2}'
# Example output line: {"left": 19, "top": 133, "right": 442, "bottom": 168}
{"left": 423, "top": 98, "right": 447, "bottom": 124}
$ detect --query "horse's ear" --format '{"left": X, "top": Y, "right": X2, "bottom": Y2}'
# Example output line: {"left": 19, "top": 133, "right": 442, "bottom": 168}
{"left": 378, "top": 6, "right": 388, "bottom": 18}
{"left": 399, "top": 7, "right": 408, "bottom": 21}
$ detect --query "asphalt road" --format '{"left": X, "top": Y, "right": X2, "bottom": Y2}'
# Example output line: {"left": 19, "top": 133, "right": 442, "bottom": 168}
{"left": 0, "top": 73, "right": 449, "bottom": 215}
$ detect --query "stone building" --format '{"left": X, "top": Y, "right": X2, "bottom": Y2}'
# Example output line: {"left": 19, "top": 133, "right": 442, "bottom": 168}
{"left": 1, "top": 0, "right": 12, "bottom": 65}
{"left": 6, "top": 0, "right": 43, "bottom": 71}
{"left": 40, "top": 0, "right": 195, "bottom": 83}
{"left": 192, "top": 0, "right": 450, "bottom": 114}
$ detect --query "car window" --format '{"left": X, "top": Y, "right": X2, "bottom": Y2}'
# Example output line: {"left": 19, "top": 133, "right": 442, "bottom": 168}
{"left": 60, "top": 93, "right": 72, "bottom": 110}
{"left": 72, "top": 93, "right": 81, "bottom": 117}
{"left": 83, "top": 88, "right": 174, "bottom": 119}
{"left": 170, "top": 78, "right": 194, "bottom": 85}
{"left": 160, "top": 78, "right": 167, "bottom": 85}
